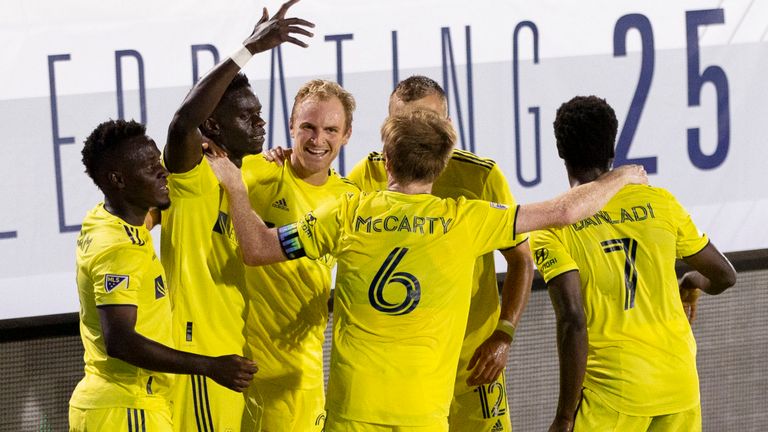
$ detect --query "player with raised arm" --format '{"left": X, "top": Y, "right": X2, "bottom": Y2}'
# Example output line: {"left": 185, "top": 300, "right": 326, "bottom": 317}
{"left": 69, "top": 120, "right": 257, "bottom": 432}
{"left": 160, "top": 1, "right": 313, "bottom": 430}
{"left": 209, "top": 109, "right": 647, "bottom": 431}
{"left": 239, "top": 79, "right": 358, "bottom": 431}
{"left": 532, "top": 96, "right": 737, "bottom": 432}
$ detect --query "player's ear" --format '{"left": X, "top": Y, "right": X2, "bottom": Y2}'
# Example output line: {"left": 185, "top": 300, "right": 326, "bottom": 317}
{"left": 107, "top": 171, "right": 125, "bottom": 189}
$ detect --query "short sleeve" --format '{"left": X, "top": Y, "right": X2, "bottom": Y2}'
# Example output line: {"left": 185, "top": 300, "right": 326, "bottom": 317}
{"left": 461, "top": 200, "right": 519, "bottom": 255}
{"left": 166, "top": 158, "right": 219, "bottom": 199}
{"left": 347, "top": 154, "right": 387, "bottom": 192}
{"left": 530, "top": 229, "right": 579, "bottom": 283}
{"left": 666, "top": 191, "right": 709, "bottom": 258}
{"left": 90, "top": 246, "right": 147, "bottom": 306}
{"left": 482, "top": 164, "right": 528, "bottom": 246}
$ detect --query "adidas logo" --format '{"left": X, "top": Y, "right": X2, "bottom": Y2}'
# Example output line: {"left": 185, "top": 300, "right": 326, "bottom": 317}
{"left": 272, "top": 197, "right": 289, "bottom": 211}
{"left": 491, "top": 419, "right": 504, "bottom": 432}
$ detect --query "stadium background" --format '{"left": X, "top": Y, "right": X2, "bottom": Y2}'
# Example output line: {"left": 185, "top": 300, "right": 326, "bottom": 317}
{"left": 1, "top": 0, "right": 766, "bottom": 429}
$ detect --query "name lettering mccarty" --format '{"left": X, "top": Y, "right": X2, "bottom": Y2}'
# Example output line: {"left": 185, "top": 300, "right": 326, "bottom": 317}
{"left": 572, "top": 203, "right": 656, "bottom": 231}
{"left": 354, "top": 215, "right": 453, "bottom": 234}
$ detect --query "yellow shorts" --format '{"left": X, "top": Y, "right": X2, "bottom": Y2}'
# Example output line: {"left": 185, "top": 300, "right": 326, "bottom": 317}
{"left": 171, "top": 374, "right": 246, "bottom": 432}
{"left": 576, "top": 387, "right": 702, "bottom": 432}
{"left": 325, "top": 413, "right": 447, "bottom": 432}
{"left": 69, "top": 406, "right": 172, "bottom": 432}
{"left": 250, "top": 380, "right": 326, "bottom": 432}
{"left": 449, "top": 371, "right": 511, "bottom": 432}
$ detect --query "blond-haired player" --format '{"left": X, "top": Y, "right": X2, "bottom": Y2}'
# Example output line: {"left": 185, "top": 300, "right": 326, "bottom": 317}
{"left": 208, "top": 109, "right": 647, "bottom": 431}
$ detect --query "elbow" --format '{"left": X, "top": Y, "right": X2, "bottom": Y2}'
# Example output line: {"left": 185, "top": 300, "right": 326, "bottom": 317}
{"left": 709, "top": 268, "right": 737, "bottom": 295}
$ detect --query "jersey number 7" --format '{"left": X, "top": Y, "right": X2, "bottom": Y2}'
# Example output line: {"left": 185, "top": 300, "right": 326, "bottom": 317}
{"left": 601, "top": 238, "right": 639, "bottom": 310}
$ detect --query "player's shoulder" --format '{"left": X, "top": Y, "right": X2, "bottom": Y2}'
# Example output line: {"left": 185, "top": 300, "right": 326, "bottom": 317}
{"left": 448, "top": 149, "right": 497, "bottom": 171}
{"left": 365, "top": 151, "right": 385, "bottom": 162}
{"left": 79, "top": 206, "right": 151, "bottom": 259}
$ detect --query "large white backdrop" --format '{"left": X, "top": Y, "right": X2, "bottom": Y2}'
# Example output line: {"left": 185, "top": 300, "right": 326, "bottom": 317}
{"left": 2, "top": 0, "right": 766, "bottom": 319}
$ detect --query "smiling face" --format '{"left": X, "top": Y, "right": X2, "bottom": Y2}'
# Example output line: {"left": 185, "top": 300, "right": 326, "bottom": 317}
{"left": 289, "top": 96, "right": 351, "bottom": 185}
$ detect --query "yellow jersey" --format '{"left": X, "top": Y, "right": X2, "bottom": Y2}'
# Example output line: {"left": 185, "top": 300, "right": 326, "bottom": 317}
{"left": 240, "top": 154, "right": 358, "bottom": 389}
{"left": 348, "top": 149, "right": 526, "bottom": 395}
{"left": 280, "top": 191, "right": 520, "bottom": 425}
{"left": 160, "top": 158, "right": 246, "bottom": 356}
{"left": 531, "top": 185, "right": 709, "bottom": 416}
{"left": 70, "top": 203, "right": 173, "bottom": 411}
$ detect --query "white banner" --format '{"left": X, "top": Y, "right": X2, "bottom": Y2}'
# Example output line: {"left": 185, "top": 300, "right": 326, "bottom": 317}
{"left": 2, "top": 0, "right": 766, "bottom": 319}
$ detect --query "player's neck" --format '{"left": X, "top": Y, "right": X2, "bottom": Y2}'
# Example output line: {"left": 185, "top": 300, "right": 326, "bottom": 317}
{"left": 387, "top": 178, "right": 433, "bottom": 195}
{"left": 103, "top": 196, "right": 147, "bottom": 226}
{"left": 567, "top": 166, "right": 608, "bottom": 188}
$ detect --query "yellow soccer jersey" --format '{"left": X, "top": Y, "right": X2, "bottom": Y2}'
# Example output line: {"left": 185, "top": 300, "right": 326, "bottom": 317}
{"left": 348, "top": 149, "right": 526, "bottom": 395}
{"left": 278, "top": 191, "right": 520, "bottom": 425}
{"left": 240, "top": 154, "right": 358, "bottom": 389}
{"left": 531, "top": 185, "right": 709, "bottom": 416}
{"left": 160, "top": 158, "right": 246, "bottom": 356}
{"left": 70, "top": 203, "right": 173, "bottom": 411}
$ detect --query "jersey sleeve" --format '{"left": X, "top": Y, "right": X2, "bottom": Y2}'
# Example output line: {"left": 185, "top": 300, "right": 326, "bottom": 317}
{"left": 482, "top": 163, "right": 528, "bottom": 247}
{"left": 90, "top": 246, "right": 147, "bottom": 307}
{"left": 666, "top": 190, "right": 709, "bottom": 258}
{"left": 166, "top": 158, "right": 219, "bottom": 199}
{"left": 530, "top": 229, "right": 579, "bottom": 283}
{"left": 277, "top": 196, "right": 345, "bottom": 261}
{"left": 461, "top": 199, "right": 520, "bottom": 255}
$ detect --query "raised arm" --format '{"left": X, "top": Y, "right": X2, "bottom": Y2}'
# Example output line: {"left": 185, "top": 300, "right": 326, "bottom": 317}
{"left": 546, "top": 270, "right": 587, "bottom": 432}
{"left": 164, "top": 0, "right": 314, "bottom": 173}
{"left": 517, "top": 164, "right": 647, "bottom": 234}
{"left": 99, "top": 305, "right": 257, "bottom": 392}
{"left": 207, "top": 155, "right": 286, "bottom": 265}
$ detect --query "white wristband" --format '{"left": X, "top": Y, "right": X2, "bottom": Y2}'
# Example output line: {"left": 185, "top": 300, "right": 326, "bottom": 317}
{"left": 230, "top": 45, "right": 253, "bottom": 69}
{"left": 496, "top": 319, "right": 516, "bottom": 341}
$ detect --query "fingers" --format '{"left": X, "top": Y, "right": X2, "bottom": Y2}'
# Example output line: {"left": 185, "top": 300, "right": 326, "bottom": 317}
{"left": 287, "top": 25, "right": 314, "bottom": 38}
{"left": 257, "top": 7, "right": 269, "bottom": 25}
{"left": 276, "top": 0, "right": 301, "bottom": 18}
{"left": 284, "top": 35, "right": 309, "bottom": 48}
{"left": 283, "top": 17, "right": 315, "bottom": 28}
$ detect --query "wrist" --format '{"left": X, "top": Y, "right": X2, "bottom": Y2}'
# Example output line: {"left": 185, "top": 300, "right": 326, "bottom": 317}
{"left": 229, "top": 45, "right": 253, "bottom": 69}
{"left": 496, "top": 319, "right": 516, "bottom": 342}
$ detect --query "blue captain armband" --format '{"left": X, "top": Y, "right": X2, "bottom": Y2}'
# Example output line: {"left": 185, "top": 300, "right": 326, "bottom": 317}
{"left": 277, "top": 223, "right": 307, "bottom": 260}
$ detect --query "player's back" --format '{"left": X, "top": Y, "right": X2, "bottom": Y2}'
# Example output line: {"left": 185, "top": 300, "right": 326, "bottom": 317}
{"left": 312, "top": 191, "right": 519, "bottom": 425}
{"left": 533, "top": 184, "right": 709, "bottom": 415}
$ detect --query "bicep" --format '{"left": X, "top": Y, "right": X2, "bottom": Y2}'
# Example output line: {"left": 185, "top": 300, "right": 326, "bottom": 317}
{"left": 682, "top": 242, "right": 736, "bottom": 287}
{"left": 164, "top": 125, "right": 204, "bottom": 174}
{"left": 98, "top": 305, "right": 138, "bottom": 346}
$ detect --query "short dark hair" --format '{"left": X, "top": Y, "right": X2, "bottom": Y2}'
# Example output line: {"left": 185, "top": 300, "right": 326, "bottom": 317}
{"left": 391, "top": 75, "right": 446, "bottom": 103}
{"left": 553, "top": 96, "right": 618, "bottom": 171}
{"left": 381, "top": 109, "right": 456, "bottom": 184}
{"left": 82, "top": 119, "right": 146, "bottom": 189}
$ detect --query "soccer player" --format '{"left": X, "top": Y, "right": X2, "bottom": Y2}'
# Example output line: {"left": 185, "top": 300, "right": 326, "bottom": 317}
{"left": 531, "top": 96, "right": 737, "bottom": 432}
{"left": 70, "top": 119, "right": 257, "bottom": 432}
{"left": 208, "top": 109, "right": 647, "bottom": 431}
{"left": 159, "top": 2, "right": 313, "bottom": 430}
{"left": 239, "top": 79, "right": 358, "bottom": 430}
{"left": 347, "top": 75, "right": 533, "bottom": 431}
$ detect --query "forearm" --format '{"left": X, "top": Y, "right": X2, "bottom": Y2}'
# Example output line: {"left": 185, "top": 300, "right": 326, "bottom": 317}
{"left": 553, "top": 317, "right": 587, "bottom": 422}
{"left": 499, "top": 244, "right": 534, "bottom": 326}
{"left": 222, "top": 180, "right": 285, "bottom": 266}
{"left": 108, "top": 331, "right": 212, "bottom": 376}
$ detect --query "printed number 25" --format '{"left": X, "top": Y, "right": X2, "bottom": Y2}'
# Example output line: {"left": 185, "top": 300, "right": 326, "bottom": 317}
{"left": 601, "top": 238, "right": 639, "bottom": 310}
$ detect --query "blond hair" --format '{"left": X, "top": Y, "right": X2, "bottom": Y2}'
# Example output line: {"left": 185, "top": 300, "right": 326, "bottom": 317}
{"left": 291, "top": 79, "right": 356, "bottom": 132}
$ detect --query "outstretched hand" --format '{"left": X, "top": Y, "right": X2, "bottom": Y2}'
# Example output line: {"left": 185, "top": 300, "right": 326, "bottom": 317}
{"left": 245, "top": 0, "right": 315, "bottom": 53}
{"left": 465, "top": 330, "right": 511, "bottom": 387}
